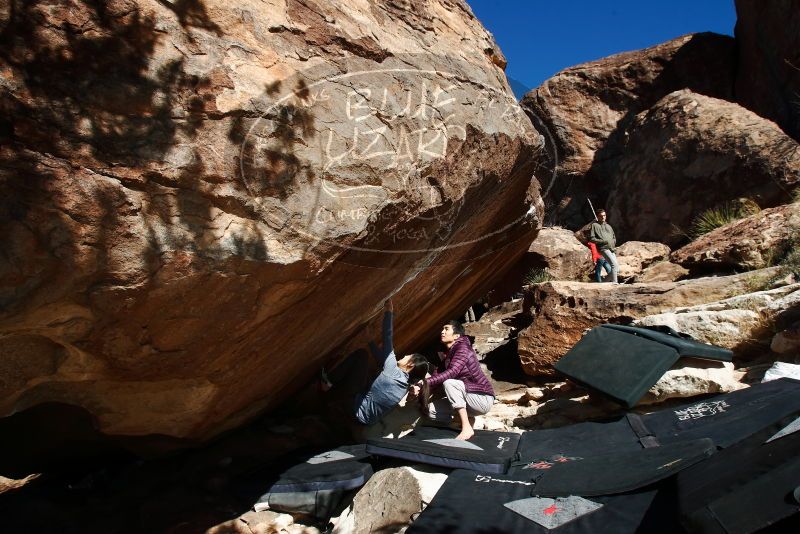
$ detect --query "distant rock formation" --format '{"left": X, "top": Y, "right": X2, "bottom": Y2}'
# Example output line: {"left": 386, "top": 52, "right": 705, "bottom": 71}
{"left": 520, "top": 32, "right": 736, "bottom": 227}
{"left": 735, "top": 0, "right": 800, "bottom": 141}
{"left": 606, "top": 90, "right": 799, "bottom": 245}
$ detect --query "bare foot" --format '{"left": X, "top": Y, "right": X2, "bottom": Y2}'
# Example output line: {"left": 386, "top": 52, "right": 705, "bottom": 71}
{"left": 455, "top": 428, "right": 474, "bottom": 441}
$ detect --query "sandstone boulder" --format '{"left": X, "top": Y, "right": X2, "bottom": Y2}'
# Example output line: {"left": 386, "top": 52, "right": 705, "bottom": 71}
{"left": 735, "top": 0, "right": 800, "bottom": 140}
{"left": 634, "top": 283, "right": 800, "bottom": 355}
{"left": 771, "top": 327, "right": 800, "bottom": 355}
{"left": 464, "top": 299, "right": 522, "bottom": 358}
{"left": 606, "top": 90, "right": 800, "bottom": 246}
{"left": 616, "top": 241, "right": 671, "bottom": 279}
{"left": 633, "top": 262, "right": 689, "bottom": 283}
{"left": 640, "top": 360, "right": 746, "bottom": 405}
{"left": 331, "top": 466, "right": 448, "bottom": 534}
{"left": 671, "top": 203, "right": 800, "bottom": 272}
{"left": 521, "top": 33, "right": 735, "bottom": 227}
{"left": 517, "top": 269, "right": 780, "bottom": 376}
{"left": 525, "top": 227, "right": 592, "bottom": 281}
{"left": 0, "top": 0, "right": 542, "bottom": 445}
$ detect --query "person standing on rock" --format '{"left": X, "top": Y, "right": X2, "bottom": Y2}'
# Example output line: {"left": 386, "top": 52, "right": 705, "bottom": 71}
{"left": 412, "top": 320, "right": 495, "bottom": 441}
{"left": 589, "top": 209, "right": 619, "bottom": 283}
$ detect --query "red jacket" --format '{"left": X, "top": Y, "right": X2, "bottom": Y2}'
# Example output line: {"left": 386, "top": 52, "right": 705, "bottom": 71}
{"left": 587, "top": 241, "right": 603, "bottom": 262}
{"left": 427, "top": 336, "right": 494, "bottom": 396}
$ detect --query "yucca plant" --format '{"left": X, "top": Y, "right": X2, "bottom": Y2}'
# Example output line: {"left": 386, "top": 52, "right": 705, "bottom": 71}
{"left": 524, "top": 268, "right": 554, "bottom": 285}
{"left": 688, "top": 199, "right": 761, "bottom": 239}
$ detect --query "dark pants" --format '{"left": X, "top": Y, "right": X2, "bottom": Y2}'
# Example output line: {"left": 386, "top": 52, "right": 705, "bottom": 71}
{"left": 595, "top": 258, "right": 611, "bottom": 282}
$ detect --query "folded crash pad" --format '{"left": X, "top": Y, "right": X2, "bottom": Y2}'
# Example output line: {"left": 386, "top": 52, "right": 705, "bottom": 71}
{"left": 240, "top": 444, "right": 373, "bottom": 520}
{"left": 677, "top": 415, "right": 800, "bottom": 534}
{"left": 554, "top": 325, "right": 733, "bottom": 408}
{"left": 408, "top": 441, "right": 713, "bottom": 533}
{"left": 366, "top": 426, "right": 521, "bottom": 474}
{"left": 601, "top": 324, "right": 733, "bottom": 361}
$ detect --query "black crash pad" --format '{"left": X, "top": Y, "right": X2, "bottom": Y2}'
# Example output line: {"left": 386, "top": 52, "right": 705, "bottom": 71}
{"left": 409, "top": 440, "right": 716, "bottom": 533}
{"left": 407, "top": 471, "right": 655, "bottom": 533}
{"left": 640, "top": 377, "right": 800, "bottom": 449}
{"left": 555, "top": 325, "right": 733, "bottom": 408}
{"left": 240, "top": 444, "right": 373, "bottom": 520}
{"left": 677, "top": 415, "right": 800, "bottom": 534}
{"left": 366, "top": 426, "right": 521, "bottom": 474}
{"left": 509, "top": 378, "right": 800, "bottom": 472}
{"left": 601, "top": 324, "right": 733, "bottom": 361}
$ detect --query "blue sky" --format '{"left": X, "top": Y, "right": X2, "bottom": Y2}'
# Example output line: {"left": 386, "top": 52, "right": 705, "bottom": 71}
{"left": 466, "top": 1, "right": 738, "bottom": 98}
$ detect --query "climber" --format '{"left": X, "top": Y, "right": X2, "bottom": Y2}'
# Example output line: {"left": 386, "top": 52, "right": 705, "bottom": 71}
{"left": 321, "top": 299, "right": 431, "bottom": 426}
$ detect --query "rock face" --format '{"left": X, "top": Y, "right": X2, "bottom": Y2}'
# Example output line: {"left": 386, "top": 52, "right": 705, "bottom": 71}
{"left": 521, "top": 33, "right": 735, "bottom": 227}
{"left": 606, "top": 90, "right": 800, "bottom": 246}
{"left": 633, "top": 262, "right": 689, "bottom": 283}
{"left": 735, "top": 0, "right": 800, "bottom": 141}
{"left": 671, "top": 203, "right": 800, "bottom": 272}
{"left": 525, "top": 227, "right": 591, "bottom": 281}
{"left": 641, "top": 360, "right": 746, "bottom": 405}
{"left": 615, "top": 241, "right": 671, "bottom": 280}
{"left": 464, "top": 299, "right": 522, "bottom": 357}
{"left": 635, "top": 283, "right": 800, "bottom": 356}
{"left": 0, "top": 1, "right": 543, "bottom": 444}
{"left": 517, "top": 269, "right": 779, "bottom": 376}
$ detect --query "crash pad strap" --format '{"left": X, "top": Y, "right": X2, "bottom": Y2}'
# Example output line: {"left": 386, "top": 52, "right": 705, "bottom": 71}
{"left": 626, "top": 413, "right": 660, "bottom": 448}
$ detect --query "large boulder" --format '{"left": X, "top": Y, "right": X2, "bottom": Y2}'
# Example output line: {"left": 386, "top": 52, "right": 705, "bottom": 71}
{"left": 635, "top": 283, "right": 800, "bottom": 356}
{"left": 671, "top": 203, "right": 800, "bottom": 272}
{"left": 641, "top": 360, "right": 746, "bottom": 405}
{"left": 0, "top": 1, "right": 542, "bottom": 446}
{"left": 525, "top": 227, "right": 591, "bottom": 281}
{"left": 616, "top": 241, "right": 671, "bottom": 279}
{"left": 735, "top": 0, "right": 800, "bottom": 141}
{"left": 521, "top": 33, "right": 735, "bottom": 227}
{"left": 517, "top": 269, "right": 780, "bottom": 376}
{"left": 606, "top": 90, "right": 800, "bottom": 246}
